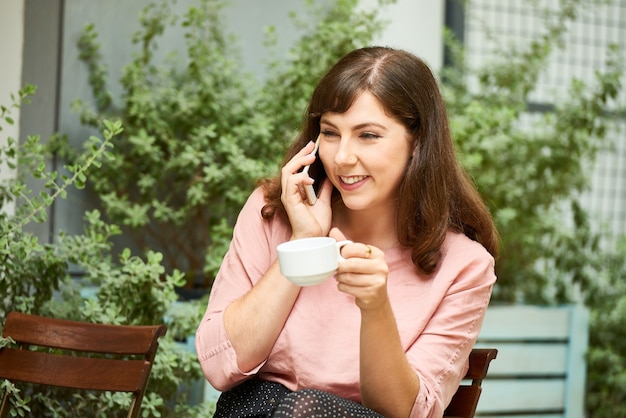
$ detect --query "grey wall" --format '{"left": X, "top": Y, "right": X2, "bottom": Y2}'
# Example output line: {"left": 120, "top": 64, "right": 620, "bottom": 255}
{"left": 17, "top": 0, "right": 64, "bottom": 241}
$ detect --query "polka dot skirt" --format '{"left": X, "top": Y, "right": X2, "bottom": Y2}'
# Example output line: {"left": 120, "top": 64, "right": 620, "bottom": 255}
{"left": 214, "top": 379, "right": 385, "bottom": 417}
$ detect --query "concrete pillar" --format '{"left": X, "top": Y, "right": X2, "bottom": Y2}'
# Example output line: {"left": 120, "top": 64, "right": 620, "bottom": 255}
{"left": 0, "top": 0, "right": 26, "bottom": 216}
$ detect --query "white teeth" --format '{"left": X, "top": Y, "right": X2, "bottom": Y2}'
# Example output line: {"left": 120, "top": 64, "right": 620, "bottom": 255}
{"left": 341, "top": 176, "right": 367, "bottom": 185}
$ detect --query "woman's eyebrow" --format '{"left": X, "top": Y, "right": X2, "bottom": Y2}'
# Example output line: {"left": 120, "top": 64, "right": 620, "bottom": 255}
{"left": 319, "top": 117, "right": 336, "bottom": 127}
{"left": 320, "top": 118, "right": 387, "bottom": 131}
{"left": 352, "top": 122, "right": 387, "bottom": 131}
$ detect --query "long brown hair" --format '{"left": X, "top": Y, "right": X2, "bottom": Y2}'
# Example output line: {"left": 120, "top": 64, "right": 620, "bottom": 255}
{"left": 260, "top": 46, "right": 499, "bottom": 273}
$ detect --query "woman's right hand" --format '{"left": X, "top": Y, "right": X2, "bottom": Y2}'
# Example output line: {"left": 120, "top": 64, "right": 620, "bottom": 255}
{"left": 222, "top": 142, "right": 333, "bottom": 372}
{"left": 281, "top": 141, "right": 333, "bottom": 239}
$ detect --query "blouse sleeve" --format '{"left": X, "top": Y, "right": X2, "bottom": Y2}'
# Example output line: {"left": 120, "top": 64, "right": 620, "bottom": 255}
{"left": 194, "top": 188, "right": 284, "bottom": 391}
{"left": 408, "top": 235, "right": 496, "bottom": 418}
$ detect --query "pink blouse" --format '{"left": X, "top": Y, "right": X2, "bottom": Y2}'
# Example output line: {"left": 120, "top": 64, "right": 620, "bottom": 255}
{"left": 196, "top": 188, "right": 496, "bottom": 418}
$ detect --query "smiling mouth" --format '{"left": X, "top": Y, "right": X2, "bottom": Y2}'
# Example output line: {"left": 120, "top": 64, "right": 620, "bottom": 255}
{"left": 340, "top": 175, "right": 368, "bottom": 185}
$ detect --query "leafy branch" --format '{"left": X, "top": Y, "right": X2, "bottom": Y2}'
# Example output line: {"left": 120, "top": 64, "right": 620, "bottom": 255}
{"left": 1, "top": 109, "right": 122, "bottom": 235}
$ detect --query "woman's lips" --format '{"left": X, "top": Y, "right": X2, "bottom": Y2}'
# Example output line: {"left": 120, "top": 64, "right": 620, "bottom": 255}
{"left": 339, "top": 175, "right": 369, "bottom": 190}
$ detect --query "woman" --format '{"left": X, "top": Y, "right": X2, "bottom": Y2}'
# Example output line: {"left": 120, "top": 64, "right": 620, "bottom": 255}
{"left": 196, "top": 46, "right": 498, "bottom": 418}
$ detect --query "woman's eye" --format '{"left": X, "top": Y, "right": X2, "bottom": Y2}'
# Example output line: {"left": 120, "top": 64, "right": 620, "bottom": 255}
{"left": 320, "top": 130, "right": 338, "bottom": 137}
{"left": 361, "top": 132, "right": 381, "bottom": 140}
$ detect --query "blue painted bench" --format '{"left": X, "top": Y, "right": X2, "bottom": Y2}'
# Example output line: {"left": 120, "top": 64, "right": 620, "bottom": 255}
{"left": 473, "top": 304, "right": 590, "bottom": 418}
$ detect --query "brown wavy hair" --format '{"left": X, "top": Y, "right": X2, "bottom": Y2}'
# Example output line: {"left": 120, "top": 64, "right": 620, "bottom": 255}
{"left": 260, "top": 46, "right": 499, "bottom": 273}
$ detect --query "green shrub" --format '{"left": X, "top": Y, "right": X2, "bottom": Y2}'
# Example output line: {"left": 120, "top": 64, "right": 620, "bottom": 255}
{"left": 443, "top": 1, "right": 625, "bottom": 415}
{"left": 443, "top": 0, "right": 624, "bottom": 303}
{"left": 70, "top": 0, "right": 390, "bottom": 289}
{"left": 1, "top": 0, "right": 392, "bottom": 415}
{"left": 0, "top": 87, "right": 208, "bottom": 417}
{"left": 583, "top": 236, "right": 626, "bottom": 418}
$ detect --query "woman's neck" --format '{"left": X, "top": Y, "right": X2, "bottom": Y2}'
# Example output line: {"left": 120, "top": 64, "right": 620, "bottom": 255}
{"left": 333, "top": 203, "right": 400, "bottom": 250}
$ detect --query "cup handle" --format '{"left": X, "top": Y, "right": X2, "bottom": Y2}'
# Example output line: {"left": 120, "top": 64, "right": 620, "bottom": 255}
{"left": 336, "top": 240, "right": 353, "bottom": 261}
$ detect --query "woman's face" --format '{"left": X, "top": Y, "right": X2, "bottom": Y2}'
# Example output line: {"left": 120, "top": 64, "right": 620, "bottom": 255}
{"left": 318, "top": 91, "right": 412, "bottom": 214}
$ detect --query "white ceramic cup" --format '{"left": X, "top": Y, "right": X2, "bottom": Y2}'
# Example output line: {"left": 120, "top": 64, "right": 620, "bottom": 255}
{"left": 276, "top": 237, "right": 352, "bottom": 286}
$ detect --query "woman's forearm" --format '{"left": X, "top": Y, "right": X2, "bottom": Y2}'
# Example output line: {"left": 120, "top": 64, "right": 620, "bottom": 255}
{"left": 224, "top": 261, "right": 301, "bottom": 372}
{"left": 359, "top": 301, "right": 420, "bottom": 418}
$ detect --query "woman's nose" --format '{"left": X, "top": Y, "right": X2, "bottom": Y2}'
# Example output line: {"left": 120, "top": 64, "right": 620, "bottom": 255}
{"left": 334, "top": 141, "right": 357, "bottom": 166}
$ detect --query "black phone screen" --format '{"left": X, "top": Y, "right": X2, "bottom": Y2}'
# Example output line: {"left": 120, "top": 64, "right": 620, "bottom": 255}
{"left": 307, "top": 157, "right": 326, "bottom": 196}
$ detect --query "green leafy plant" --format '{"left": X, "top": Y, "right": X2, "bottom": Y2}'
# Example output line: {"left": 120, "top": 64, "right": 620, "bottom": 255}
{"left": 444, "top": 0, "right": 624, "bottom": 304}
{"left": 2, "top": 0, "right": 393, "bottom": 415}
{"left": 443, "top": 1, "right": 625, "bottom": 416}
{"left": 1, "top": 84, "right": 118, "bottom": 317}
{"left": 0, "top": 86, "right": 209, "bottom": 417}
{"left": 70, "top": 0, "right": 391, "bottom": 290}
{"left": 574, "top": 220, "right": 626, "bottom": 417}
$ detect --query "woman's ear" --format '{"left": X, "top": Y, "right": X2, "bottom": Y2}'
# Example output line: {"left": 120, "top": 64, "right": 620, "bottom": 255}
{"left": 410, "top": 143, "right": 418, "bottom": 161}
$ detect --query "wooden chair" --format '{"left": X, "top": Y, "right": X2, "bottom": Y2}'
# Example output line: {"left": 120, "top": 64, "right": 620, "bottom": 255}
{"left": 0, "top": 311, "right": 167, "bottom": 418}
{"left": 444, "top": 348, "right": 498, "bottom": 418}
{"left": 472, "top": 305, "right": 589, "bottom": 417}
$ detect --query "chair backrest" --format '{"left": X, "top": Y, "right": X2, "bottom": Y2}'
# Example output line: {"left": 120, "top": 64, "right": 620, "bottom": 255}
{"left": 471, "top": 305, "right": 589, "bottom": 418}
{"left": 444, "top": 348, "right": 499, "bottom": 418}
{"left": 0, "top": 311, "right": 167, "bottom": 418}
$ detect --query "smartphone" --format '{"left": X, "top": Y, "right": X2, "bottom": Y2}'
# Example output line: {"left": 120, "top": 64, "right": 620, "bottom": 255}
{"left": 301, "top": 140, "right": 327, "bottom": 205}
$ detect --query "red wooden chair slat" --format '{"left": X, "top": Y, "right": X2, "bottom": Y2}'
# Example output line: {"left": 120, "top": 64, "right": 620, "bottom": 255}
{"left": 444, "top": 348, "right": 498, "bottom": 418}
{"left": 0, "top": 311, "right": 167, "bottom": 418}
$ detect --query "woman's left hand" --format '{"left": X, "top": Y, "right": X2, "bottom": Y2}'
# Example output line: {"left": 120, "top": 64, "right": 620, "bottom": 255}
{"left": 329, "top": 228, "right": 390, "bottom": 311}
